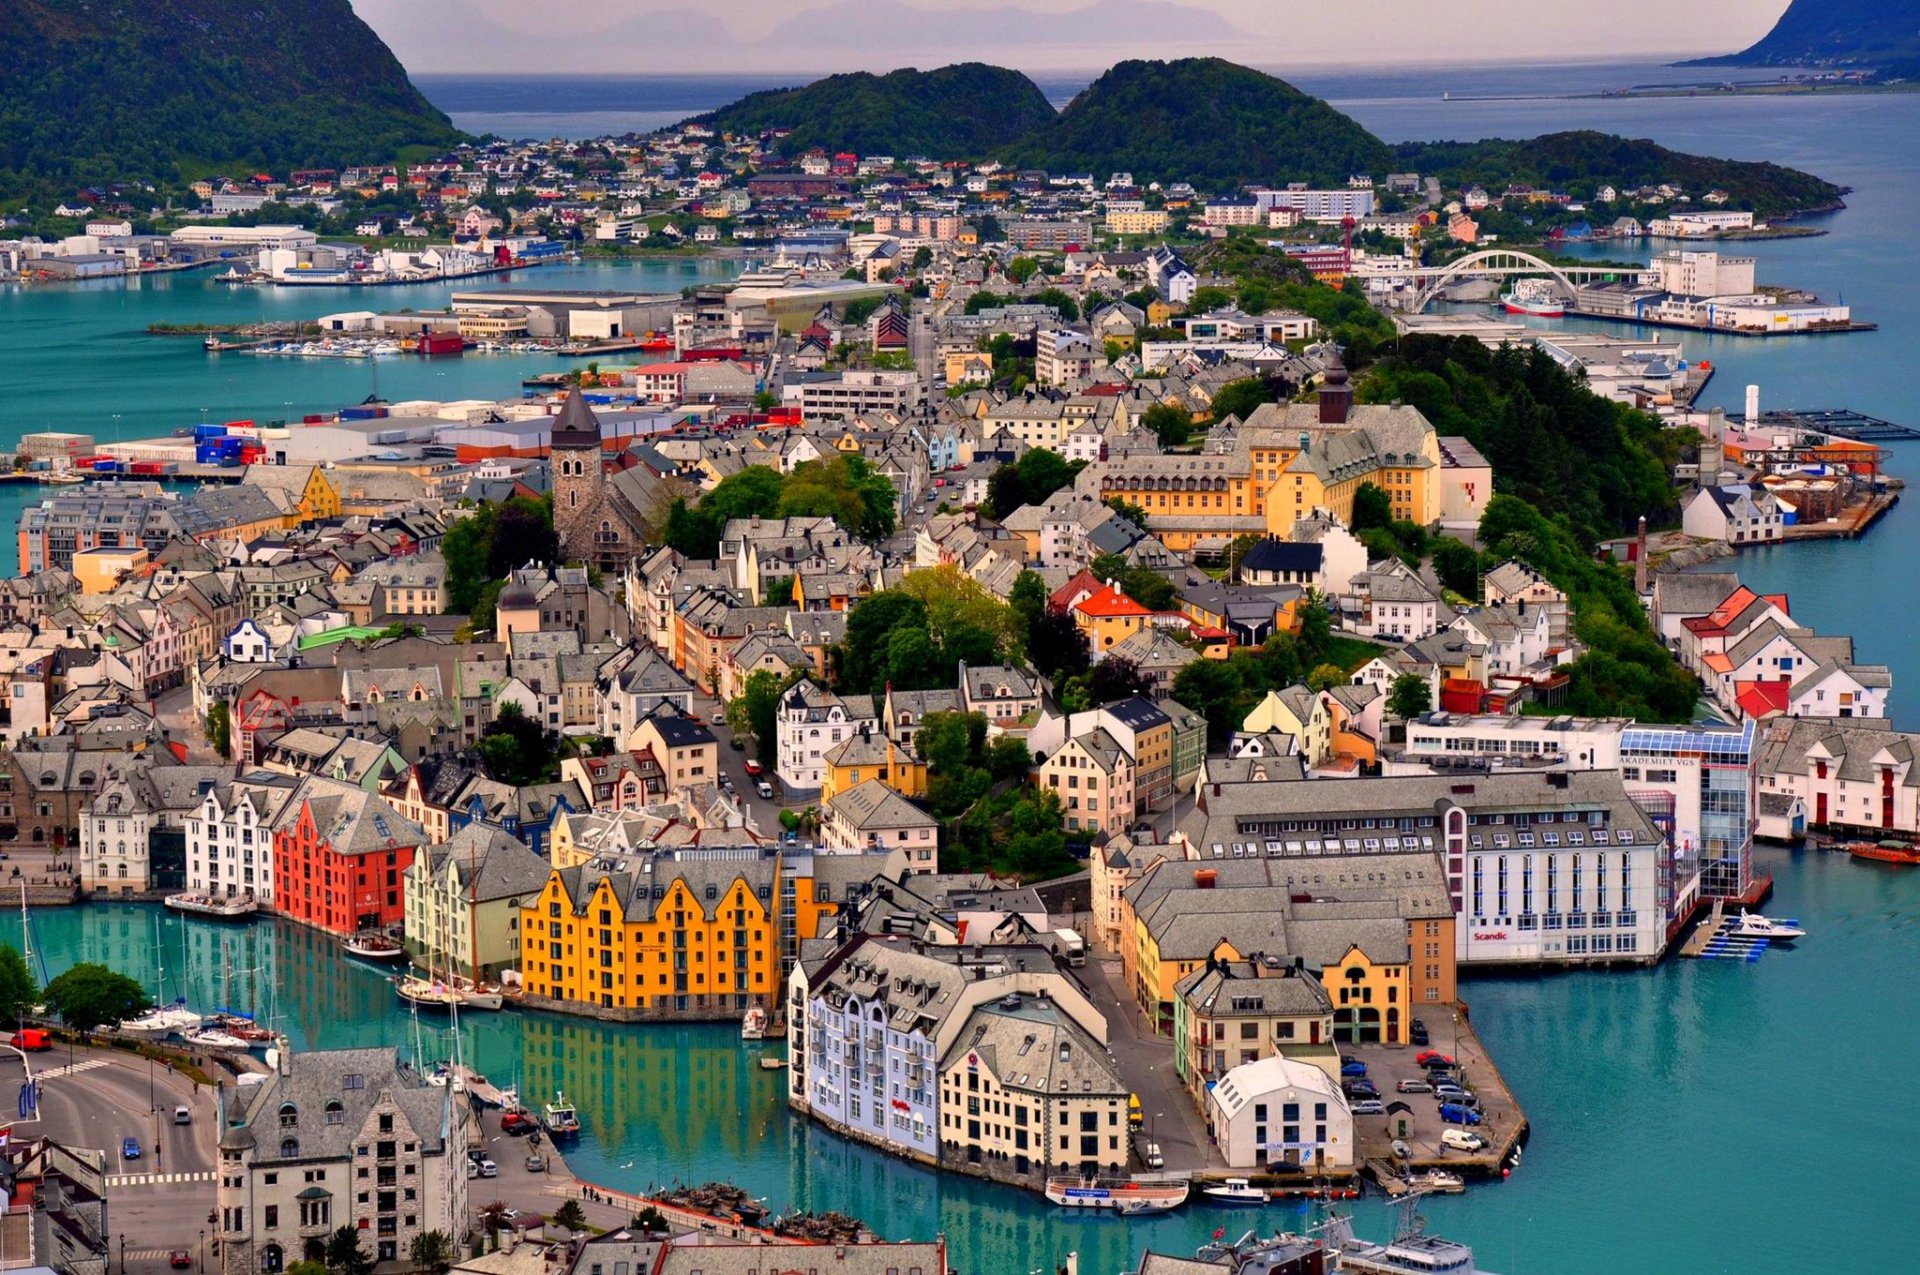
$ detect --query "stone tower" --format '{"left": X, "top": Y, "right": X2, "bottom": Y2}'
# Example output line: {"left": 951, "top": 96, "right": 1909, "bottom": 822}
{"left": 550, "top": 388, "right": 604, "bottom": 561}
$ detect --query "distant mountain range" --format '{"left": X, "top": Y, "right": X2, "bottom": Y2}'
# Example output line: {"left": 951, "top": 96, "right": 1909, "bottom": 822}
{"left": 0, "top": 0, "right": 461, "bottom": 197}
{"left": 695, "top": 57, "right": 1845, "bottom": 215}
{"left": 1683, "top": 0, "right": 1920, "bottom": 78}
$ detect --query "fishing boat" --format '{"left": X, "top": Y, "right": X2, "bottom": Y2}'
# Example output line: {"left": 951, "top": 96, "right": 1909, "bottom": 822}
{"left": 1846, "top": 838, "right": 1920, "bottom": 866}
{"left": 741, "top": 1007, "right": 767, "bottom": 1040}
{"left": 1403, "top": 1168, "right": 1466, "bottom": 1194}
{"left": 395, "top": 975, "right": 504, "bottom": 1012}
{"left": 1500, "top": 278, "right": 1566, "bottom": 318}
{"left": 1045, "top": 1175, "right": 1189, "bottom": 1214}
{"left": 541, "top": 1089, "right": 581, "bottom": 1138}
{"left": 1322, "top": 1194, "right": 1498, "bottom": 1275}
{"left": 1194, "top": 1230, "right": 1327, "bottom": 1275}
{"left": 1201, "top": 1178, "right": 1272, "bottom": 1206}
{"left": 344, "top": 931, "right": 408, "bottom": 962}
{"left": 758, "top": 1056, "right": 788, "bottom": 1071}
{"left": 164, "top": 891, "right": 259, "bottom": 920}
{"left": 1725, "top": 910, "right": 1806, "bottom": 942}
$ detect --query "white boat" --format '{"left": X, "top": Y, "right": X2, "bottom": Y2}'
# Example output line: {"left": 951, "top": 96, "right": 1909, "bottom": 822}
{"left": 344, "top": 931, "right": 408, "bottom": 962}
{"left": 1044, "top": 1175, "right": 1189, "bottom": 1214}
{"left": 1202, "top": 1178, "right": 1272, "bottom": 1205}
{"left": 741, "top": 1007, "right": 767, "bottom": 1040}
{"left": 395, "top": 976, "right": 504, "bottom": 1012}
{"left": 118, "top": 1003, "right": 203, "bottom": 1039}
{"left": 542, "top": 1089, "right": 581, "bottom": 1138}
{"left": 1727, "top": 910, "right": 1805, "bottom": 942}
{"left": 164, "top": 891, "right": 259, "bottom": 920}
{"left": 1322, "top": 1195, "right": 1497, "bottom": 1275}
{"left": 1404, "top": 1169, "right": 1466, "bottom": 1194}
{"left": 184, "top": 1028, "right": 251, "bottom": 1050}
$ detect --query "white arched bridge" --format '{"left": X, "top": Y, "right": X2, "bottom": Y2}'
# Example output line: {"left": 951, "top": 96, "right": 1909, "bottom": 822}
{"left": 1401, "top": 249, "right": 1653, "bottom": 313}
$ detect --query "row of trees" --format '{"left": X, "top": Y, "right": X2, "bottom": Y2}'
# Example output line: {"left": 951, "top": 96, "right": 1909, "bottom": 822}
{"left": 917, "top": 711, "right": 1076, "bottom": 879}
{"left": 663, "top": 454, "right": 897, "bottom": 560}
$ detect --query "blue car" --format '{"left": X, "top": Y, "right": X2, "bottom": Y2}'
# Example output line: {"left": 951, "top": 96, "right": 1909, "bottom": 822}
{"left": 1340, "top": 1060, "right": 1368, "bottom": 1077}
{"left": 122, "top": 1137, "right": 141, "bottom": 1160}
{"left": 1438, "top": 1103, "right": 1482, "bottom": 1126}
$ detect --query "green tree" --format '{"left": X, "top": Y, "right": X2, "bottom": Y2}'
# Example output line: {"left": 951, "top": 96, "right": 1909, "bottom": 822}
{"left": 204, "top": 701, "right": 232, "bottom": 758}
{"left": 440, "top": 503, "right": 497, "bottom": 614}
{"left": 1031, "top": 287, "right": 1080, "bottom": 322}
{"left": 1089, "top": 554, "right": 1175, "bottom": 613}
{"left": 1430, "top": 537, "right": 1483, "bottom": 598}
{"left": 910, "top": 246, "right": 933, "bottom": 270}
{"left": 1142, "top": 401, "right": 1192, "bottom": 447}
{"left": 1388, "top": 673, "right": 1433, "bottom": 720}
{"left": 1173, "top": 659, "right": 1255, "bottom": 750}
{"left": 1006, "top": 256, "right": 1040, "bottom": 285}
{"left": 1106, "top": 497, "right": 1151, "bottom": 531}
{"left": 1208, "top": 377, "right": 1274, "bottom": 423}
{"left": 1188, "top": 285, "right": 1234, "bottom": 313}
{"left": 325, "top": 1226, "right": 374, "bottom": 1275}
{"left": 839, "top": 592, "right": 930, "bottom": 697}
{"left": 631, "top": 1206, "right": 668, "bottom": 1234}
{"left": 476, "top": 702, "right": 557, "bottom": 787}
{"left": 780, "top": 454, "right": 897, "bottom": 541}
{"left": 727, "top": 669, "right": 790, "bottom": 770}
{"left": 753, "top": 389, "right": 779, "bottom": 412}
{"left": 408, "top": 1230, "right": 453, "bottom": 1275}
{"left": 1026, "top": 607, "right": 1090, "bottom": 685}
{"left": 1306, "top": 663, "right": 1347, "bottom": 692}
{"left": 895, "top": 564, "right": 1024, "bottom": 662}
{"left": 551, "top": 1200, "right": 587, "bottom": 1233}
{"left": 290, "top": 1261, "right": 330, "bottom": 1275}
{"left": 1351, "top": 482, "right": 1394, "bottom": 532}
{"left": 0, "top": 944, "right": 37, "bottom": 1024}
{"left": 41, "top": 964, "right": 147, "bottom": 1034}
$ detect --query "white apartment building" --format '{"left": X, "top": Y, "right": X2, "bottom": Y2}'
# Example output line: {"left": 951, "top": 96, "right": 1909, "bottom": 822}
{"left": 796, "top": 371, "right": 924, "bottom": 421}
{"left": 186, "top": 778, "right": 297, "bottom": 904}
{"left": 1255, "top": 187, "right": 1376, "bottom": 223}
{"left": 1653, "top": 250, "right": 1756, "bottom": 298}
{"left": 776, "top": 680, "right": 878, "bottom": 795}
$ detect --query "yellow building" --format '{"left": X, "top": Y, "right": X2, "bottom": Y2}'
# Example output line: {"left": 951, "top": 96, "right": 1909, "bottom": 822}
{"left": 518, "top": 854, "right": 840, "bottom": 1018}
{"left": 1089, "top": 374, "right": 1443, "bottom": 552}
{"left": 1324, "top": 943, "right": 1414, "bottom": 1046}
{"left": 71, "top": 546, "right": 149, "bottom": 594}
{"left": 819, "top": 731, "right": 928, "bottom": 804}
{"left": 1104, "top": 208, "right": 1171, "bottom": 235}
{"left": 1243, "top": 686, "right": 1331, "bottom": 766}
{"left": 1070, "top": 582, "right": 1157, "bottom": 655}
{"left": 240, "top": 464, "right": 340, "bottom": 523}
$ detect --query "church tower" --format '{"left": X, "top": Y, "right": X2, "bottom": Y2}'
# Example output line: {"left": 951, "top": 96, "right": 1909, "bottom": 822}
{"left": 550, "top": 389, "right": 604, "bottom": 562}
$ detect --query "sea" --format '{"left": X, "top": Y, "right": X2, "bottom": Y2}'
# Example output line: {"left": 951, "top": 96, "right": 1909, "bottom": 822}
{"left": 7, "top": 59, "right": 1920, "bottom": 1272}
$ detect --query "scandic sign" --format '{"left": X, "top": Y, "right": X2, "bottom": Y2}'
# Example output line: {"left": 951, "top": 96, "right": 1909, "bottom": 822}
{"left": 1472, "top": 931, "right": 1509, "bottom": 941}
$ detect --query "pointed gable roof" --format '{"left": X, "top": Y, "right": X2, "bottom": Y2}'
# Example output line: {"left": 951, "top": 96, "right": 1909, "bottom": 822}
{"left": 550, "top": 389, "right": 602, "bottom": 450}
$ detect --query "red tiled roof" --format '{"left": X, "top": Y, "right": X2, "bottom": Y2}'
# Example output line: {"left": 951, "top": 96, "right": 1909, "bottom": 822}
{"left": 1073, "top": 583, "right": 1153, "bottom": 619}
{"left": 1735, "top": 680, "right": 1790, "bottom": 720}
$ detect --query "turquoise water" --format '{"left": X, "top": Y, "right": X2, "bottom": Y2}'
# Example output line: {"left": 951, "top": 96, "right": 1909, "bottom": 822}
{"left": 10, "top": 61, "right": 1920, "bottom": 1272}
{"left": 25, "top": 840, "right": 1917, "bottom": 1274}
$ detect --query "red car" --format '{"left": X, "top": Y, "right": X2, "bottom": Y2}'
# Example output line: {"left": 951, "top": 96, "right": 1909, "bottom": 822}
{"left": 501, "top": 1112, "right": 537, "bottom": 1136}
{"left": 170, "top": 1253, "right": 192, "bottom": 1269}
{"left": 1416, "top": 1051, "right": 1456, "bottom": 1067}
{"left": 743, "top": 760, "right": 763, "bottom": 777}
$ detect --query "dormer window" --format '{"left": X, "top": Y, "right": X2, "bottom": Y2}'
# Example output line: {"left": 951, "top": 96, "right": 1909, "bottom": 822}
{"left": 279, "top": 1103, "right": 299, "bottom": 1128}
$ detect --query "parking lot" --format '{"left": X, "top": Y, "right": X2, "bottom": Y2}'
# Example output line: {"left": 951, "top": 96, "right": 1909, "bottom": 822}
{"left": 1339, "top": 1009, "right": 1525, "bottom": 1170}
{"left": 465, "top": 1107, "right": 565, "bottom": 1215}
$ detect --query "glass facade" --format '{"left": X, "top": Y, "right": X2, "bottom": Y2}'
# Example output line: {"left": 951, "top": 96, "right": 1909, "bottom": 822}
{"left": 1623, "top": 722, "right": 1755, "bottom": 902}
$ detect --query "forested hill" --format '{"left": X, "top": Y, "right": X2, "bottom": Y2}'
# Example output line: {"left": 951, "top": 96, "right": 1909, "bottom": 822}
{"left": 1000, "top": 58, "right": 1392, "bottom": 188}
{"left": 1684, "top": 0, "right": 1920, "bottom": 77}
{"left": 0, "top": 0, "right": 463, "bottom": 196}
{"left": 688, "top": 64, "right": 1058, "bottom": 158}
{"left": 1396, "top": 131, "right": 1847, "bottom": 218}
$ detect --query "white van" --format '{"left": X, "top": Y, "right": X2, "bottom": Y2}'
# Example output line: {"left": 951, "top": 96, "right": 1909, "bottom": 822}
{"left": 1140, "top": 1141, "right": 1164, "bottom": 1170}
{"left": 173, "top": 1105, "right": 192, "bottom": 1125}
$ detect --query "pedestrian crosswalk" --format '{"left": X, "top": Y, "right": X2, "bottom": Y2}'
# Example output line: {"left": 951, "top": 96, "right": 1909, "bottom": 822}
{"left": 34, "top": 1059, "right": 110, "bottom": 1080}
{"left": 124, "top": 1251, "right": 172, "bottom": 1262}
{"left": 105, "top": 1171, "right": 216, "bottom": 1189}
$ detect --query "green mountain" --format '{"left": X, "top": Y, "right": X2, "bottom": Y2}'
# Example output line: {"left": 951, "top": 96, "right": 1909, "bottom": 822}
{"left": 1000, "top": 58, "right": 1392, "bottom": 188}
{"left": 1684, "top": 0, "right": 1920, "bottom": 77}
{"left": 689, "top": 64, "right": 1057, "bottom": 159}
{"left": 1397, "top": 130, "right": 1846, "bottom": 217}
{"left": 0, "top": 0, "right": 463, "bottom": 195}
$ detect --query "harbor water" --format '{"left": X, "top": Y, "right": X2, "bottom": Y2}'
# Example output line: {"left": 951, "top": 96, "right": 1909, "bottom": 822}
{"left": 7, "top": 60, "right": 1920, "bottom": 1271}
{"left": 23, "top": 840, "right": 1919, "bottom": 1275}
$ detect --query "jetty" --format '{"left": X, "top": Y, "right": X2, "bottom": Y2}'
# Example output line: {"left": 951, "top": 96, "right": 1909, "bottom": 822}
{"left": 1733, "top": 407, "right": 1920, "bottom": 443}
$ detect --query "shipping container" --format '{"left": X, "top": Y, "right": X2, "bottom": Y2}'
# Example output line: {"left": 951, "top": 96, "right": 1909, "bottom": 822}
{"left": 92, "top": 459, "right": 119, "bottom": 471}
{"left": 339, "top": 406, "right": 390, "bottom": 421}
{"left": 303, "top": 414, "right": 327, "bottom": 425}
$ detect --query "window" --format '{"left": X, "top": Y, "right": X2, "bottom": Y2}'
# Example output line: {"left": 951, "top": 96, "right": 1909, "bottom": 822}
{"left": 325, "top": 1101, "right": 344, "bottom": 1125}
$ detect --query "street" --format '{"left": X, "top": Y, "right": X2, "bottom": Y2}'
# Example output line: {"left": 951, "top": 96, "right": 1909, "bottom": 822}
{"left": 1, "top": 1042, "right": 220, "bottom": 1275}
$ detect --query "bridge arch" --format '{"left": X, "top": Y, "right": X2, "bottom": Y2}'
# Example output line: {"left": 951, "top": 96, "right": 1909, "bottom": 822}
{"left": 1411, "top": 249, "right": 1586, "bottom": 313}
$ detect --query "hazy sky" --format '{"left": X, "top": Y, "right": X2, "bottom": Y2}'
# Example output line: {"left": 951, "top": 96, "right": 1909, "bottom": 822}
{"left": 353, "top": 0, "right": 1791, "bottom": 74}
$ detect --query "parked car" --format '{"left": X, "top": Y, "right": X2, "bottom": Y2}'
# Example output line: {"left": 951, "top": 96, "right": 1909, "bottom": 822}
{"left": 728, "top": 737, "right": 745, "bottom": 751}
{"left": 501, "top": 1113, "right": 537, "bottom": 1136}
{"left": 1433, "top": 1083, "right": 1468, "bottom": 1101}
{"left": 1350, "top": 1099, "right": 1386, "bottom": 1115}
{"left": 170, "top": 1253, "right": 192, "bottom": 1270}
{"left": 122, "top": 1137, "right": 141, "bottom": 1160}
{"left": 525, "top": 1153, "right": 546, "bottom": 1173}
{"left": 1140, "top": 1141, "right": 1164, "bottom": 1170}
{"left": 1343, "top": 1080, "right": 1380, "bottom": 1100}
{"left": 1448, "top": 1092, "right": 1482, "bottom": 1111}
{"left": 1416, "top": 1051, "right": 1455, "bottom": 1067}
{"left": 477, "top": 1157, "right": 498, "bottom": 1178}
{"left": 1441, "top": 1129, "right": 1486, "bottom": 1152}
{"left": 1410, "top": 1024, "right": 1430, "bottom": 1046}
{"left": 1396, "top": 1078, "right": 1433, "bottom": 1094}
{"left": 1340, "top": 1060, "right": 1368, "bottom": 1077}
{"left": 755, "top": 780, "right": 775, "bottom": 799}
{"left": 1439, "top": 1103, "right": 1483, "bottom": 1126}
{"left": 744, "top": 760, "right": 764, "bottom": 777}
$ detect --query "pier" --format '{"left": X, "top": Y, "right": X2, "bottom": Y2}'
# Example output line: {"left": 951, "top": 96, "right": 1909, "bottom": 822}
{"left": 1733, "top": 407, "right": 1920, "bottom": 443}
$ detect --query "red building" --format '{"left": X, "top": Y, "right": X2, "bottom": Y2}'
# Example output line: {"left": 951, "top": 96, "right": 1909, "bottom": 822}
{"left": 271, "top": 778, "right": 428, "bottom": 935}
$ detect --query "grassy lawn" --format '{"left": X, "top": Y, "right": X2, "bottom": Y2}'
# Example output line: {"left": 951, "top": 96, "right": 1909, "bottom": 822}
{"left": 1325, "top": 635, "right": 1386, "bottom": 673}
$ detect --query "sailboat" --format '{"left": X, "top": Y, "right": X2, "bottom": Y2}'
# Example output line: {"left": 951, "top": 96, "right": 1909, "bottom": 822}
{"left": 395, "top": 887, "right": 504, "bottom": 1011}
{"left": 120, "top": 914, "right": 202, "bottom": 1038}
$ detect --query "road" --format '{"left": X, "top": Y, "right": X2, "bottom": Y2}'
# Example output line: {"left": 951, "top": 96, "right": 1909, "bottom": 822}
{"left": 1, "top": 1042, "right": 220, "bottom": 1274}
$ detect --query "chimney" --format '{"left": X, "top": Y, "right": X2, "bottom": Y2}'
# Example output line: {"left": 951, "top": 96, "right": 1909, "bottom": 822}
{"left": 1194, "top": 868, "right": 1216, "bottom": 889}
{"left": 1745, "top": 383, "right": 1760, "bottom": 424}
{"left": 1318, "top": 356, "right": 1352, "bottom": 425}
{"left": 1634, "top": 516, "right": 1649, "bottom": 594}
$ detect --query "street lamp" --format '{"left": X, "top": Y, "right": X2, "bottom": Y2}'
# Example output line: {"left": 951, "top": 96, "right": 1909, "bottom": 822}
{"left": 199, "top": 1227, "right": 206, "bottom": 1274}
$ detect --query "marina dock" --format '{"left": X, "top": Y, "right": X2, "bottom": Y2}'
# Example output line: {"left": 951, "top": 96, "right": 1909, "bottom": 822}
{"left": 1733, "top": 407, "right": 1920, "bottom": 443}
